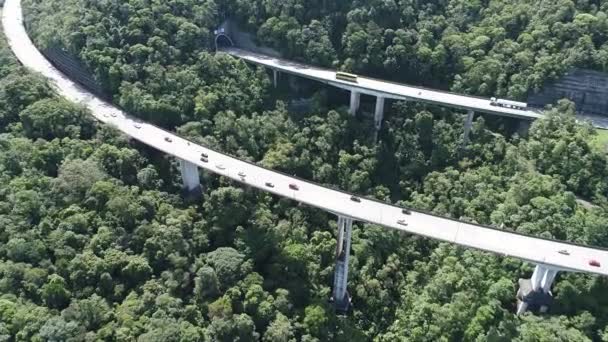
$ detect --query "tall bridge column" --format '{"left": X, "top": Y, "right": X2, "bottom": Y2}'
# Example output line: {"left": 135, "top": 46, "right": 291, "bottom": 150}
{"left": 179, "top": 158, "right": 202, "bottom": 196}
{"left": 518, "top": 120, "right": 531, "bottom": 137}
{"left": 462, "top": 110, "right": 475, "bottom": 146}
{"left": 374, "top": 96, "right": 385, "bottom": 141}
{"left": 349, "top": 91, "right": 360, "bottom": 116}
{"left": 273, "top": 69, "right": 279, "bottom": 88}
{"left": 516, "top": 265, "right": 559, "bottom": 315}
{"left": 331, "top": 215, "right": 354, "bottom": 313}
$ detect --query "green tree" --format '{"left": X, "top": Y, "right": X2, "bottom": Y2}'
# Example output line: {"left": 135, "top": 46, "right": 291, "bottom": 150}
{"left": 52, "top": 158, "right": 107, "bottom": 204}
{"left": 19, "top": 98, "right": 94, "bottom": 140}
{"left": 41, "top": 275, "right": 71, "bottom": 309}
{"left": 263, "top": 313, "right": 295, "bottom": 342}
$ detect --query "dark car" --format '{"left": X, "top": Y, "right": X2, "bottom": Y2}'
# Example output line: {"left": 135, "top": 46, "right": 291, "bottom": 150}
{"left": 164, "top": 137, "right": 172, "bottom": 143}
{"left": 350, "top": 196, "right": 361, "bottom": 203}
{"left": 289, "top": 183, "right": 299, "bottom": 191}
{"left": 265, "top": 182, "right": 275, "bottom": 188}
{"left": 589, "top": 259, "right": 601, "bottom": 267}
{"left": 201, "top": 152, "right": 208, "bottom": 158}
{"left": 402, "top": 209, "right": 412, "bottom": 215}
{"left": 200, "top": 157, "right": 208, "bottom": 163}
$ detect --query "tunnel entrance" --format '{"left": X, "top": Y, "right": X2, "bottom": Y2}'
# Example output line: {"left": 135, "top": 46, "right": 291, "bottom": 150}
{"left": 215, "top": 34, "right": 234, "bottom": 50}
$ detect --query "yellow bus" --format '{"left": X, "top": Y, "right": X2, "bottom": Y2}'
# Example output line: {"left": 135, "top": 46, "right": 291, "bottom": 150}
{"left": 336, "top": 71, "right": 358, "bottom": 83}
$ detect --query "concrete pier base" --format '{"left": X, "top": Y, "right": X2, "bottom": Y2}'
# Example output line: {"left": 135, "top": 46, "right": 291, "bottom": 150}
{"left": 516, "top": 265, "right": 558, "bottom": 315}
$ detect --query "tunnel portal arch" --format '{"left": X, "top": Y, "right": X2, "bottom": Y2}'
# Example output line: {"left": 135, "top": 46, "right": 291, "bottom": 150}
{"left": 215, "top": 33, "right": 234, "bottom": 50}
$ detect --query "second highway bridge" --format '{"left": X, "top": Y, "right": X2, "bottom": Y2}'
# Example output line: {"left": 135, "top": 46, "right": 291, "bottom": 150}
{"left": 222, "top": 47, "right": 542, "bottom": 120}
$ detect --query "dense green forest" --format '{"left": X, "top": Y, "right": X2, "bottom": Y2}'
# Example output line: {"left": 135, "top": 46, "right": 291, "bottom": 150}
{"left": 0, "top": 0, "right": 607, "bottom": 340}
{"left": 231, "top": 0, "right": 608, "bottom": 98}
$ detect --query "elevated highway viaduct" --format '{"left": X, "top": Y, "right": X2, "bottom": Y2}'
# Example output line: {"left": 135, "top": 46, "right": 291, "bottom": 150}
{"left": 4, "top": 0, "right": 608, "bottom": 314}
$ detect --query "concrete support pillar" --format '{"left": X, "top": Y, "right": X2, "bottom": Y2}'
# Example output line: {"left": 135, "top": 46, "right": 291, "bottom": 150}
{"left": 530, "top": 265, "right": 558, "bottom": 292}
{"left": 374, "top": 96, "right": 385, "bottom": 131}
{"left": 349, "top": 91, "right": 360, "bottom": 116}
{"left": 179, "top": 158, "right": 201, "bottom": 195}
{"left": 288, "top": 74, "right": 299, "bottom": 92}
{"left": 518, "top": 120, "right": 531, "bottom": 137}
{"left": 462, "top": 110, "right": 475, "bottom": 146}
{"left": 273, "top": 69, "right": 278, "bottom": 88}
{"left": 332, "top": 216, "right": 354, "bottom": 313}
{"left": 516, "top": 265, "right": 559, "bottom": 315}
{"left": 373, "top": 96, "right": 386, "bottom": 142}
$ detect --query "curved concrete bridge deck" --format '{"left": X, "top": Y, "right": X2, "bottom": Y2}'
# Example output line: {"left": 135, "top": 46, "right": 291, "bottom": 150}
{"left": 222, "top": 47, "right": 543, "bottom": 120}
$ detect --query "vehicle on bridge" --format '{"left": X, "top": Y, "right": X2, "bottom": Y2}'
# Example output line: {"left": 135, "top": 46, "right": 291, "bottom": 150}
{"left": 336, "top": 71, "right": 358, "bottom": 83}
{"left": 490, "top": 97, "right": 528, "bottom": 110}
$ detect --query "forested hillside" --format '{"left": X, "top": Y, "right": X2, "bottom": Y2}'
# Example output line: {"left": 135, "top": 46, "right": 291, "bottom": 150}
{"left": 227, "top": 0, "right": 608, "bottom": 99}
{"left": 0, "top": 0, "right": 607, "bottom": 340}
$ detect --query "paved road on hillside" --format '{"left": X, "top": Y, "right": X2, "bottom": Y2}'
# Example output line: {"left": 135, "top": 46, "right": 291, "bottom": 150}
{"left": 225, "top": 47, "right": 608, "bottom": 129}
{"left": 223, "top": 47, "right": 542, "bottom": 120}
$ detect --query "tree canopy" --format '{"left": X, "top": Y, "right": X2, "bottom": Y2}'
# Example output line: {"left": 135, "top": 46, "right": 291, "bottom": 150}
{"left": 1, "top": 0, "right": 608, "bottom": 340}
